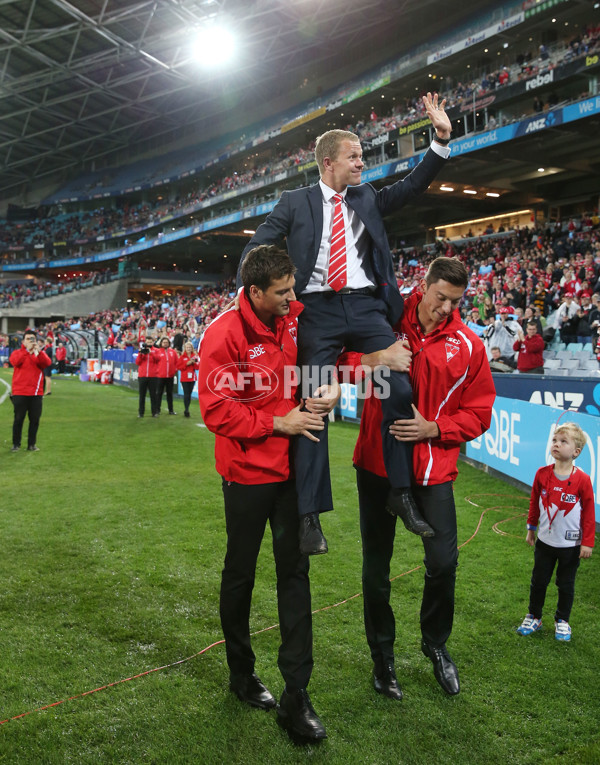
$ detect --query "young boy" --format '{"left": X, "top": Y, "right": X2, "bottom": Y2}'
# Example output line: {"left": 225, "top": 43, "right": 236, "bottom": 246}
{"left": 517, "top": 423, "right": 595, "bottom": 641}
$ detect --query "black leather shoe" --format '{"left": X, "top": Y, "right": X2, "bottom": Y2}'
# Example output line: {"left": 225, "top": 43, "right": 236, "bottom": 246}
{"left": 387, "top": 488, "right": 435, "bottom": 538}
{"left": 373, "top": 663, "right": 403, "bottom": 701}
{"left": 277, "top": 688, "right": 327, "bottom": 741}
{"left": 421, "top": 640, "right": 460, "bottom": 695}
{"left": 299, "top": 513, "right": 328, "bottom": 556}
{"left": 229, "top": 673, "right": 277, "bottom": 710}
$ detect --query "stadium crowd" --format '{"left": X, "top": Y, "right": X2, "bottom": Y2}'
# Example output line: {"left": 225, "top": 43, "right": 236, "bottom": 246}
{"left": 0, "top": 22, "right": 598, "bottom": 264}
{"left": 0, "top": 269, "right": 115, "bottom": 308}
{"left": 3, "top": 217, "right": 600, "bottom": 376}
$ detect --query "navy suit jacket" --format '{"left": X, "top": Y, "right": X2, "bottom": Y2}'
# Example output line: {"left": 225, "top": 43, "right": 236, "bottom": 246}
{"left": 238, "top": 147, "right": 447, "bottom": 324}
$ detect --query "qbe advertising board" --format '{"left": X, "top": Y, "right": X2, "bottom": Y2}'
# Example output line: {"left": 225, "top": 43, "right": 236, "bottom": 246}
{"left": 466, "top": 396, "right": 600, "bottom": 523}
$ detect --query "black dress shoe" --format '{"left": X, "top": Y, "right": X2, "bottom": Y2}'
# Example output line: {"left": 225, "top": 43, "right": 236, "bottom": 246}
{"left": 373, "top": 664, "right": 403, "bottom": 701}
{"left": 277, "top": 688, "right": 327, "bottom": 741}
{"left": 229, "top": 673, "right": 277, "bottom": 710}
{"left": 299, "top": 513, "right": 328, "bottom": 556}
{"left": 421, "top": 640, "right": 460, "bottom": 695}
{"left": 386, "top": 488, "right": 435, "bottom": 538}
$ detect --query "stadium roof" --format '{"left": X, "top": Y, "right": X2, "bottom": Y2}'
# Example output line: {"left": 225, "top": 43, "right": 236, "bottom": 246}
{"left": 0, "top": 0, "right": 504, "bottom": 201}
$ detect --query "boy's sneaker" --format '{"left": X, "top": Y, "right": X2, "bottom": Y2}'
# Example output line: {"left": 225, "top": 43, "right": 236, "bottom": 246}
{"left": 555, "top": 619, "right": 571, "bottom": 642}
{"left": 517, "top": 614, "right": 542, "bottom": 636}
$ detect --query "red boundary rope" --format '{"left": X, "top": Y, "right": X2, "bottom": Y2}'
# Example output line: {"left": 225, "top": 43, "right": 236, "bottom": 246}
{"left": 0, "top": 493, "right": 527, "bottom": 726}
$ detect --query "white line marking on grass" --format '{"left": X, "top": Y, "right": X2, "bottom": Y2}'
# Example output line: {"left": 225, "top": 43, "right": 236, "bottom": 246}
{"left": 0, "top": 378, "right": 11, "bottom": 405}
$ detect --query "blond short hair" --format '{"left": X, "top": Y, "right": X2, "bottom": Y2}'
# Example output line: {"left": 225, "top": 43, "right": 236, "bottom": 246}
{"left": 315, "top": 129, "right": 359, "bottom": 175}
{"left": 554, "top": 423, "right": 586, "bottom": 452}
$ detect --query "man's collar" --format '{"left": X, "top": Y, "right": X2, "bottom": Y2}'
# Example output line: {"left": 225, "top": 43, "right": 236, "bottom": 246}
{"left": 319, "top": 179, "right": 347, "bottom": 202}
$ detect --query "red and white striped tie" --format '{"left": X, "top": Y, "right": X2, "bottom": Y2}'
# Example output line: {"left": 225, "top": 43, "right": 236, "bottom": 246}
{"left": 327, "top": 193, "right": 347, "bottom": 291}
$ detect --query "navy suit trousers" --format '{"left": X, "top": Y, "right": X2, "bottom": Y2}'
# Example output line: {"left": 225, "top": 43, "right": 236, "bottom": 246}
{"left": 294, "top": 291, "right": 413, "bottom": 515}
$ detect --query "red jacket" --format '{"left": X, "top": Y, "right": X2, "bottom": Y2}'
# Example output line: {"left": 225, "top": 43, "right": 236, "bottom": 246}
{"left": 155, "top": 346, "right": 179, "bottom": 378}
{"left": 513, "top": 333, "right": 544, "bottom": 372}
{"left": 350, "top": 291, "right": 496, "bottom": 485}
{"left": 177, "top": 352, "right": 199, "bottom": 382}
{"left": 198, "top": 288, "right": 302, "bottom": 484}
{"left": 10, "top": 346, "right": 51, "bottom": 396}
{"left": 528, "top": 464, "right": 595, "bottom": 548}
{"left": 135, "top": 347, "right": 160, "bottom": 378}
{"left": 55, "top": 346, "right": 67, "bottom": 362}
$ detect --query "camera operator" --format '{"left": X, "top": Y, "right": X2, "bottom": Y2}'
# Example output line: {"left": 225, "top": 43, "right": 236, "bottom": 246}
{"left": 135, "top": 336, "right": 160, "bottom": 418}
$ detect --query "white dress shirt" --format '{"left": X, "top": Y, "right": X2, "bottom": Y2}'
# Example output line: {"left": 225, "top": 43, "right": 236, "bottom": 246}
{"left": 304, "top": 180, "right": 376, "bottom": 292}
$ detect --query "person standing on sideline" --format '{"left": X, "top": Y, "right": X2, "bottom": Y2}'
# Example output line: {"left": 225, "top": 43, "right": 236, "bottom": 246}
{"left": 40, "top": 337, "right": 53, "bottom": 395}
{"left": 517, "top": 423, "right": 594, "bottom": 642}
{"left": 237, "top": 93, "right": 453, "bottom": 556}
{"left": 344, "top": 257, "right": 495, "bottom": 699}
{"left": 177, "top": 341, "right": 199, "bottom": 418}
{"left": 55, "top": 342, "right": 67, "bottom": 374}
{"left": 199, "top": 245, "right": 335, "bottom": 743}
{"left": 135, "top": 336, "right": 160, "bottom": 418}
{"left": 9, "top": 329, "right": 51, "bottom": 452}
{"left": 155, "top": 336, "right": 179, "bottom": 415}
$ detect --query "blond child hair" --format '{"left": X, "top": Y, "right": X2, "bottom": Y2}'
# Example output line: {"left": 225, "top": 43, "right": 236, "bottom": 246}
{"left": 554, "top": 423, "right": 586, "bottom": 453}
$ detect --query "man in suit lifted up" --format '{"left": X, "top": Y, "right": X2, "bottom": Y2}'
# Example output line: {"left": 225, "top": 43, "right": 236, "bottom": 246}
{"left": 238, "top": 93, "right": 453, "bottom": 555}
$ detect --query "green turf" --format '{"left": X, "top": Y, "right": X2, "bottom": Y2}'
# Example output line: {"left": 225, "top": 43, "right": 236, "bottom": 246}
{"left": 0, "top": 372, "right": 598, "bottom": 763}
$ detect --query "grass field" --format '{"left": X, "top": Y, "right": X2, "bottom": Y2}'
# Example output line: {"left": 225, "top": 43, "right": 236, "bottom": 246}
{"left": 0, "top": 371, "right": 598, "bottom": 764}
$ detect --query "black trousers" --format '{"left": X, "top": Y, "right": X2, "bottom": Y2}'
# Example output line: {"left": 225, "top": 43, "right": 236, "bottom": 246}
{"left": 12, "top": 395, "right": 43, "bottom": 448}
{"left": 295, "top": 292, "right": 413, "bottom": 515}
{"left": 528, "top": 539, "right": 581, "bottom": 622}
{"left": 220, "top": 479, "right": 313, "bottom": 690}
{"left": 138, "top": 376, "right": 158, "bottom": 416}
{"left": 181, "top": 381, "right": 195, "bottom": 414}
{"left": 357, "top": 468, "right": 458, "bottom": 670}
{"left": 156, "top": 376, "right": 175, "bottom": 413}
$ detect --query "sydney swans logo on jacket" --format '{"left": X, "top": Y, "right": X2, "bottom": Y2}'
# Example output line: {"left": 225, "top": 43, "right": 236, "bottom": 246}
{"left": 445, "top": 336, "right": 461, "bottom": 362}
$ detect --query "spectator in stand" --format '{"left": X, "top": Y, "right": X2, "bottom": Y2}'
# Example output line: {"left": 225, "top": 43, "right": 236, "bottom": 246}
{"left": 521, "top": 306, "right": 543, "bottom": 337}
{"left": 468, "top": 307, "right": 485, "bottom": 327}
{"left": 177, "top": 341, "right": 199, "bottom": 418}
{"left": 514, "top": 320, "right": 545, "bottom": 374}
{"left": 489, "top": 346, "right": 516, "bottom": 373}
{"left": 553, "top": 293, "right": 580, "bottom": 345}
{"left": 55, "top": 342, "right": 67, "bottom": 374}
{"left": 135, "top": 336, "right": 160, "bottom": 418}
{"left": 574, "top": 307, "right": 592, "bottom": 347}
{"left": 155, "top": 336, "right": 179, "bottom": 415}
{"left": 533, "top": 281, "right": 549, "bottom": 316}
{"left": 588, "top": 294, "right": 600, "bottom": 350}
{"left": 483, "top": 306, "right": 520, "bottom": 362}
{"left": 9, "top": 329, "right": 51, "bottom": 452}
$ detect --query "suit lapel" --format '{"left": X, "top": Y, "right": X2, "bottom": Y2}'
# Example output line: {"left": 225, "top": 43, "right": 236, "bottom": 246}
{"left": 307, "top": 184, "right": 323, "bottom": 262}
{"left": 346, "top": 187, "right": 379, "bottom": 244}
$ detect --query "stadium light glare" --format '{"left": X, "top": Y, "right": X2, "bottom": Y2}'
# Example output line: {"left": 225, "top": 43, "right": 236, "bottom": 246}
{"left": 440, "top": 185, "right": 454, "bottom": 192}
{"left": 192, "top": 25, "right": 236, "bottom": 66}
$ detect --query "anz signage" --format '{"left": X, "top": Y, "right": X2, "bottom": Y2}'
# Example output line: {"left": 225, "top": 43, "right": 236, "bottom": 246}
{"left": 467, "top": 396, "right": 600, "bottom": 523}
{"left": 492, "top": 375, "right": 600, "bottom": 417}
